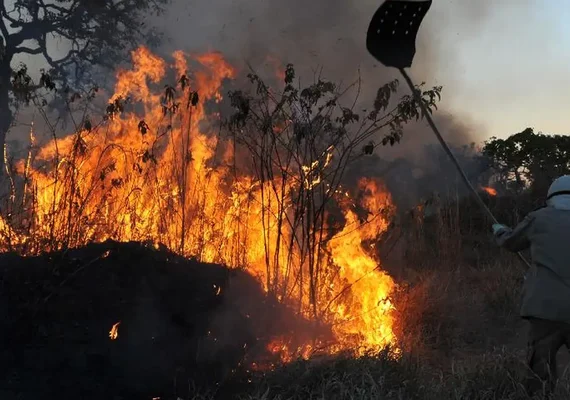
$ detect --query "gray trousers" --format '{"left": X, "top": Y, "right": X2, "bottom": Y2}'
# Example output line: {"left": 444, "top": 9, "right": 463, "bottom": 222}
{"left": 526, "top": 317, "right": 570, "bottom": 397}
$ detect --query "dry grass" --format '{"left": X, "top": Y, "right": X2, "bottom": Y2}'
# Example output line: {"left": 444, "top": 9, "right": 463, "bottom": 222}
{"left": 188, "top": 350, "right": 570, "bottom": 399}
{"left": 188, "top": 198, "right": 570, "bottom": 400}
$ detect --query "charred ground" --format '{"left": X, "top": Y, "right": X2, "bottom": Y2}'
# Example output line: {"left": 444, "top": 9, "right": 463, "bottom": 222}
{"left": 0, "top": 240, "right": 324, "bottom": 400}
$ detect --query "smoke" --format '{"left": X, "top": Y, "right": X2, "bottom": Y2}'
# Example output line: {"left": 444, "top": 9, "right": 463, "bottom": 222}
{"left": 4, "top": 0, "right": 522, "bottom": 206}
{"left": 152, "top": 0, "right": 501, "bottom": 207}
{"left": 154, "top": 0, "right": 504, "bottom": 98}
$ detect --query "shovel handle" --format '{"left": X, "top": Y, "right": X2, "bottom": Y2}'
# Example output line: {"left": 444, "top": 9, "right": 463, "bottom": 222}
{"left": 398, "top": 68, "right": 532, "bottom": 269}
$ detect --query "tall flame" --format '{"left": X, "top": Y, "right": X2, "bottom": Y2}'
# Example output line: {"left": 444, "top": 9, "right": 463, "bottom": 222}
{"left": 109, "top": 321, "right": 121, "bottom": 340}
{"left": 2, "top": 47, "right": 398, "bottom": 361}
{"left": 327, "top": 178, "right": 396, "bottom": 353}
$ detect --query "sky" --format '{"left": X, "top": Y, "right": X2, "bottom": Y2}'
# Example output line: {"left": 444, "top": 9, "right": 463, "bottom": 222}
{"left": 431, "top": 0, "right": 570, "bottom": 139}
{"left": 153, "top": 0, "right": 570, "bottom": 142}
{"left": 6, "top": 0, "right": 570, "bottom": 143}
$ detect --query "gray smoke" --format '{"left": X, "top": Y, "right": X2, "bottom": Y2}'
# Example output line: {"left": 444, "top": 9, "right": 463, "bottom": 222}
{"left": 151, "top": 0, "right": 506, "bottom": 207}
{"left": 5, "top": 0, "right": 528, "bottom": 208}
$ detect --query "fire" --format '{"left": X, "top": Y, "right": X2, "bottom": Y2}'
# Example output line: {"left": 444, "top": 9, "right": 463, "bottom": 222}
{"left": 1, "top": 47, "right": 398, "bottom": 361}
{"left": 265, "top": 55, "right": 286, "bottom": 82}
{"left": 109, "top": 321, "right": 121, "bottom": 340}
{"left": 326, "top": 178, "right": 396, "bottom": 353}
{"left": 481, "top": 186, "right": 497, "bottom": 196}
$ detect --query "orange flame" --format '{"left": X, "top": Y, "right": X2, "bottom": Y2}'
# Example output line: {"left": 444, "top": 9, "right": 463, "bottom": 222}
{"left": 265, "top": 55, "right": 286, "bottom": 82}
{"left": 326, "top": 178, "right": 397, "bottom": 352}
{"left": 1, "top": 47, "right": 398, "bottom": 361}
{"left": 109, "top": 321, "right": 121, "bottom": 340}
{"left": 482, "top": 186, "right": 497, "bottom": 196}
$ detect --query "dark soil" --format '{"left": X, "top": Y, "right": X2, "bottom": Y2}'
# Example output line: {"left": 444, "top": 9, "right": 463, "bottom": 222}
{"left": 0, "top": 240, "right": 309, "bottom": 400}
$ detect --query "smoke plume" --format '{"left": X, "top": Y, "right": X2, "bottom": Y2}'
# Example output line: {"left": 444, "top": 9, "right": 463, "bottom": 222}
{"left": 152, "top": 0, "right": 499, "bottom": 207}
{"left": 4, "top": 0, "right": 519, "bottom": 206}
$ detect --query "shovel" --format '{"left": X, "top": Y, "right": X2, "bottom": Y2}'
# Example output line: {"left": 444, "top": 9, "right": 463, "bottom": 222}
{"left": 366, "top": 0, "right": 531, "bottom": 268}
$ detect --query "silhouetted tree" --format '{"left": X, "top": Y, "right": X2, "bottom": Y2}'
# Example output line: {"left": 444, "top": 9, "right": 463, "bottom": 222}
{"left": 0, "top": 0, "right": 169, "bottom": 176}
{"left": 483, "top": 128, "right": 570, "bottom": 196}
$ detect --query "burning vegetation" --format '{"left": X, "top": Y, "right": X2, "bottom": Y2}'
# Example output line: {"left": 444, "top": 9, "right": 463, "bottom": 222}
{"left": 109, "top": 321, "right": 121, "bottom": 340}
{"left": 0, "top": 46, "right": 441, "bottom": 362}
{"left": 481, "top": 186, "right": 497, "bottom": 196}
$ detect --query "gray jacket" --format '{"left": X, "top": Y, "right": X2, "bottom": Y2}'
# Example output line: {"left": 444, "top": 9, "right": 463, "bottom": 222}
{"left": 496, "top": 200, "right": 570, "bottom": 322}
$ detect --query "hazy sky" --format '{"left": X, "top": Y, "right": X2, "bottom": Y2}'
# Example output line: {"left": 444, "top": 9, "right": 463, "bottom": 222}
{"left": 433, "top": 0, "right": 570, "bottom": 139}
{"left": 7, "top": 0, "right": 570, "bottom": 143}
{"left": 154, "top": 0, "right": 570, "bottom": 142}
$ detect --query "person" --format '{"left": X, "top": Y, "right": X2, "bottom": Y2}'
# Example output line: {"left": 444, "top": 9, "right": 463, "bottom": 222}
{"left": 492, "top": 175, "right": 570, "bottom": 397}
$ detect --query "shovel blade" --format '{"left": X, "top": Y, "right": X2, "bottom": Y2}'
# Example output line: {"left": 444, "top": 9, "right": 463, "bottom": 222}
{"left": 366, "top": 0, "right": 432, "bottom": 69}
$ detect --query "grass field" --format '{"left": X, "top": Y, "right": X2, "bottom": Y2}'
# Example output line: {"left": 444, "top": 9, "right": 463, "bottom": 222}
{"left": 206, "top": 201, "right": 570, "bottom": 400}
{"left": 210, "top": 272, "right": 570, "bottom": 399}
{"left": 4, "top": 202, "right": 570, "bottom": 400}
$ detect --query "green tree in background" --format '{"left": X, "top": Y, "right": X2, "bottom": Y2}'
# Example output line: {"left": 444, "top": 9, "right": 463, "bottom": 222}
{"left": 483, "top": 128, "right": 570, "bottom": 197}
{"left": 0, "top": 0, "right": 170, "bottom": 177}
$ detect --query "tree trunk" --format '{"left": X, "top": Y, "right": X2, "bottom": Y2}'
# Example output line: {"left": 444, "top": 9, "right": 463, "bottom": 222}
{"left": 0, "top": 58, "right": 13, "bottom": 181}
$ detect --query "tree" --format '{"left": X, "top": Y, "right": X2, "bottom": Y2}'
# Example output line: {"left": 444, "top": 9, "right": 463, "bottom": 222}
{"left": 0, "top": 0, "right": 169, "bottom": 176}
{"left": 483, "top": 127, "right": 570, "bottom": 196}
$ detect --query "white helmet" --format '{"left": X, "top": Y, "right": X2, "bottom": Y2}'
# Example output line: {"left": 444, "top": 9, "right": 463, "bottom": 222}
{"left": 547, "top": 175, "right": 570, "bottom": 199}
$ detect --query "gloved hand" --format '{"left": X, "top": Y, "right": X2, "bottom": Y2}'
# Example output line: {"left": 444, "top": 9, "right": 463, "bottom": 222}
{"left": 492, "top": 223, "right": 509, "bottom": 236}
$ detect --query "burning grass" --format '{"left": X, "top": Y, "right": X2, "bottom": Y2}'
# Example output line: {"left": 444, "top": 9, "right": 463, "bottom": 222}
{"left": 215, "top": 247, "right": 569, "bottom": 400}
{"left": 0, "top": 46, "right": 443, "bottom": 361}
{"left": 3, "top": 237, "right": 564, "bottom": 399}
{"left": 3, "top": 44, "right": 550, "bottom": 400}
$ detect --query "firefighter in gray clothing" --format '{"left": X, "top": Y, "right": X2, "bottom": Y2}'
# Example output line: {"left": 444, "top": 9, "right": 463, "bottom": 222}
{"left": 493, "top": 175, "right": 570, "bottom": 396}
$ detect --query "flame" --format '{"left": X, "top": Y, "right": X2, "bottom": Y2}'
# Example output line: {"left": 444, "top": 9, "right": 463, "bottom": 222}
{"left": 1, "top": 47, "right": 398, "bottom": 362}
{"left": 326, "top": 178, "right": 397, "bottom": 353}
{"left": 481, "top": 186, "right": 497, "bottom": 196}
{"left": 265, "top": 55, "right": 286, "bottom": 82}
{"left": 109, "top": 321, "right": 121, "bottom": 340}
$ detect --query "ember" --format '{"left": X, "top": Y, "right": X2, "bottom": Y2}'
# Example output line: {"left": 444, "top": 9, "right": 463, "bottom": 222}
{"left": 1, "top": 46, "right": 399, "bottom": 361}
{"left": 482, "top": 186, "right": 498, "bottom": 196}
{"left": 109, "top": 321, "right": 121, "bottom": 340}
